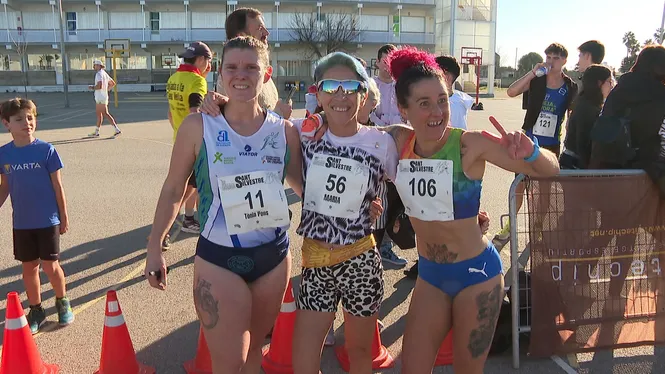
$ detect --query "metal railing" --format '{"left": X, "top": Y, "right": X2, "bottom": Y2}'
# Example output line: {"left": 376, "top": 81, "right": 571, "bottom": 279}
{"left": 507, "top": 169, "right": 649, "bottom": 369}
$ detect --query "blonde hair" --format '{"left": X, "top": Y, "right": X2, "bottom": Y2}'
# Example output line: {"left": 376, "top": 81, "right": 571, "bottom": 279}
{"left": 366, "top": 78, "right": 381, "bottom": 108}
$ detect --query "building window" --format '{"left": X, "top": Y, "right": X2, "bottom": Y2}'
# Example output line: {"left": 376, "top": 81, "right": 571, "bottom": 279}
{"left": 150, "top": 12, "right": 160, "bottom": 32}
{"left": 0, "top": 55, "right": 22, "bottom": 71}
{"left": 27, "top": 54, "right": 60, "bottom": 71}
{"left": 276, "top": 60, "right": 309, "bottom": 77}
{"left": 116, "top": 54, "right": 148, "bottom": 70}
{"left": 69, "top": 53, "right": 105, "bottom": 70}
{"left": 66, "top": 12, "right": 77, "bottom": 32}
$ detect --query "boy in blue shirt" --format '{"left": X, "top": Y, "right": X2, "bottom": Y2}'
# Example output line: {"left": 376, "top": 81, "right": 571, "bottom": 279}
{"left": 0, "top": 98, "right": 74, "bottom": 334}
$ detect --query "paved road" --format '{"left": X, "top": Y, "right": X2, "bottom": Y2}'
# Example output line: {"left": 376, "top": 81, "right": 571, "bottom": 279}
{"left": 0, "top": 92, "right": 661, "bottom": 373}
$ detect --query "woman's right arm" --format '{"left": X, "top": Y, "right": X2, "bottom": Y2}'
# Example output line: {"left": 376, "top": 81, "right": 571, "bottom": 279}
{"left": 283, "top": 120, "right": 304, "bottom": 198}
{"left": 145, "top": 113, "right": 202, "bottom": 289}
{"left": 385, "top": 124, "right": 413, "bottom": 153}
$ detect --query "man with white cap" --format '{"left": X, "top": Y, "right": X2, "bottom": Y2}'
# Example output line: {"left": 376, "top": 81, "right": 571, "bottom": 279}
{"left": 88, "top": 59, "right": 121, "bottom": 137}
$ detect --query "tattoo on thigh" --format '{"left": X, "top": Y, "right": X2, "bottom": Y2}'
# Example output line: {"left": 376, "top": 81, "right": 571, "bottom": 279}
{"left": 425, "top": 243, "right": 458, "bottom": 264}
{"left": 193, "top": 278, "right": 219, "bottom": 330}
{"left": 467, "top": 284, "right": 502, "bottom": 358}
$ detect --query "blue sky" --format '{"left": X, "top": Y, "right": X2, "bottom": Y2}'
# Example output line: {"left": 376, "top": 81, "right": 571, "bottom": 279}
{"left": 496, "top": 0, "right": 664, "bottom": 70}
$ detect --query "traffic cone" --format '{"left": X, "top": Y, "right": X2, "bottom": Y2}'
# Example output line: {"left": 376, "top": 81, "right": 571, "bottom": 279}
{"left": 433, "top": 330, "right": 454, "bottom": 366}
{"left": 183, "top": 325, "right": 212, "bottom": 374}
{"left": 334, "top": 321, "right": 394, "bottom": 372}
{"left": 94, "top": 290, "right": 155, "bottom": 374}
{"left": 261, "top": 279, "right": 296, "bottom": 374}
{"left": 0, "top": 291, "right": 59, "bottom": 374}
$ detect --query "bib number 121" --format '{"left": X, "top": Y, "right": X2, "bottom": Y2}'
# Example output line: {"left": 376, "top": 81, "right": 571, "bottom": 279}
{"left": 409, "top": 178, "right": 436, "bottom": 197}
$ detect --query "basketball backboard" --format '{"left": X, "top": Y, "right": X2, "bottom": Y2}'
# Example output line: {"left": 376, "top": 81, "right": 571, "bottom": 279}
{"left": 461, "top": 47, "right": 483, "bottom": 65}
{"left": 104, "top": 39, "right": 130, "bottom": 58}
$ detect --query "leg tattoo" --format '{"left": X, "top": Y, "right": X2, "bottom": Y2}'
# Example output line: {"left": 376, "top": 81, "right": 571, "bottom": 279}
{"left": 467, "top": 284, "right": 502, "bottom": 358}
{"left": 194, "top": 278, "right": 219, "bottom": 330}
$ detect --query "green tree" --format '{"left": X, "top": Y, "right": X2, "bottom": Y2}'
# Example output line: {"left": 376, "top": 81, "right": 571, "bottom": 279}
{"left": 655, "top": 28, "right": 664, "bottom": 44}
{"left": 620, "top": 55, "right": 637, "bottom": 74}
{"left": 517, "top": 52, "right": 543, "bottom": 76}
{"left": 622, "top": 31, "right": 641, "bottom": 57}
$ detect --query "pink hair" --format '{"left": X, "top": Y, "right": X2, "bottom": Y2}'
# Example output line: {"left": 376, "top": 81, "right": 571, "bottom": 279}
{"left": 386, "top": 46, "right": 441, "bottom": 81}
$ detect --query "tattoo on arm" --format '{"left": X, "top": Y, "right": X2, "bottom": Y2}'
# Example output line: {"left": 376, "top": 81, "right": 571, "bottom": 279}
{"left": 424, "top": 243, "right": 458, "bottom": 263}
{"left": 467, "top": 284, "right": 502, "bottom": 358}
{"left": 193, "top": 278, "right": 220, "bottom": 330}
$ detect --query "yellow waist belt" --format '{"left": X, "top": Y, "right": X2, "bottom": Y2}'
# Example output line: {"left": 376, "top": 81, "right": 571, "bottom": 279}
{"left": 302, "top": 235, "right": 377, "bottom": 268}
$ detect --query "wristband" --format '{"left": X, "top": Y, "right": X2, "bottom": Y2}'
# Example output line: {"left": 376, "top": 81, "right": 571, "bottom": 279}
{"left": 523, "top": 137, "right": 540, "bottom": 163}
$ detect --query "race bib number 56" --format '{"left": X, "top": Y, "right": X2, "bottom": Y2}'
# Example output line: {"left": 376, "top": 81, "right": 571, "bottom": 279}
{"left": 303, "top": 154, "right": 369, "bottom": 219}
{"left": 394, "top": 159, "right": 454, "bottom": 222}
{"left": 218, "top": 171, "right": 290, "bottom": 235}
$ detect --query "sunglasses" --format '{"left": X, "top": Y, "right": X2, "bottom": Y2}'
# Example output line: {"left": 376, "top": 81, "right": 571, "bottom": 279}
{"left": 317, "top": 79, "right": 366, "bottom": 95}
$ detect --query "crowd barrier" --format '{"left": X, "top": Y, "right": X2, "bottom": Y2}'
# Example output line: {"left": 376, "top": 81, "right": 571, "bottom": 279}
{"left": 505, "top": 169, "right": 665, "bottom": 369}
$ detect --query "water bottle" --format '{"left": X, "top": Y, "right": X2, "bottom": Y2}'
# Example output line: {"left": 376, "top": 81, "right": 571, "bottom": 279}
{"left": 534, "top": 65, "right": 549, "bottom": 77}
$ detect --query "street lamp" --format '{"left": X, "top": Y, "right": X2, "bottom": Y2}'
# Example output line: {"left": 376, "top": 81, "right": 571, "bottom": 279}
{"left": 57, "top": 0, "right": 70, "bottom": 107}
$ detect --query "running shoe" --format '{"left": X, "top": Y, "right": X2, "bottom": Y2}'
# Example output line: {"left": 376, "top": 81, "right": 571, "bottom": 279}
{"left": 55, "top": 297, "right": 74, "bottom": 326}
{"left": 492, "top": 219, "right": 511, "bottom": 250}
{"left": 27, "top": 306, "right": 46, "bottom": 335}
{"left": 380, "top": 242, "right": 407, "bottom": 266}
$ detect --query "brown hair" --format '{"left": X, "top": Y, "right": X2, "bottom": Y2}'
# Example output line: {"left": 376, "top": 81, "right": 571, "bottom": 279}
{"left": 221, "top": 36, "right": 270, "bottom": 70}
{"left": 631, "top": 45, "right": 665, "bottom": 81}
{"left": 225, "top": 8, "right": 262, "bottom": 40}
{"left": 544, "top": 42, "right": 568, "bottom": 58}
{"left": 1, "top": 98, "right": 37, "bottom": 122}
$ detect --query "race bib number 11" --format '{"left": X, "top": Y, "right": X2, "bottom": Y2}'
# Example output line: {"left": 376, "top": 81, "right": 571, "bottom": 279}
{"left": 303, "top": 154, "right": 369, "bottom": 219}
{"left": 218, "top": 170, "right": 290, "bottom": 235}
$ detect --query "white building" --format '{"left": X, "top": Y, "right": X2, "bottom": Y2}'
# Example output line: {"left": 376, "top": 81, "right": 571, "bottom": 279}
{"left": 0, "top": 0, "right": 496, "bottom": 95}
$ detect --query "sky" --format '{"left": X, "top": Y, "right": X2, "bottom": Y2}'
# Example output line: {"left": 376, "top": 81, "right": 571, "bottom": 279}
{"left": 496, "top": 0, "right": 664, "bottom": 70}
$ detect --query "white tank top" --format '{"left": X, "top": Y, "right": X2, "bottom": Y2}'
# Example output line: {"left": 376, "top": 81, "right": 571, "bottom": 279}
{"left": 197, "top": 111, "right": 290, "bottom": 248}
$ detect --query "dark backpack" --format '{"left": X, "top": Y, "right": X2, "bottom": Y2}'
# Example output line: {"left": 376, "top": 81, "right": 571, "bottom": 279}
{"left": 384, "top": 181, "right": 416, "bottom": 250}
{"left": 589, "top": 108, "right": 637, "bottom": 167}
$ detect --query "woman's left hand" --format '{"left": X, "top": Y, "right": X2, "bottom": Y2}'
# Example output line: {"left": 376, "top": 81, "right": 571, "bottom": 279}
{"left": 481, "top": 116, "right": 535, "bottom": 160}
{"left": 478, "top": 210, "right": 490, "bottom": 235}
{"left": 370, "top": 197, "right": 384, "bottom": 223}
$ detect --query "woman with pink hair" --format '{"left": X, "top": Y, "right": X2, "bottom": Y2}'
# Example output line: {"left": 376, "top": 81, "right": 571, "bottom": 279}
{"left": 381, "top": 47, "right": 560, "bottom": 373}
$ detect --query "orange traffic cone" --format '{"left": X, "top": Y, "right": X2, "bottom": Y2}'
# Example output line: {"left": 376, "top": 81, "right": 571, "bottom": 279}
{"left": 434, "top": 330, "right": 454, "bottom": 366}
{"left": 335, "top": 321, "right": 394, "bottom": 372}
{"left": 94, "top": 290, "right": 155, "bottom": 374}
{"left": 261, "top": 279, "right": 296, "bottom": 374}
{"left": 0, "top": 292, "right": 59, "bottom": 374}
{"left": 183, "top": 325, "right": 212, "bottom": 374}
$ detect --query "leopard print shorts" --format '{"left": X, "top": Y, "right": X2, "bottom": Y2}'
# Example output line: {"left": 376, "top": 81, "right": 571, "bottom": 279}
{"left": 296, "top": 247, "right": 384, "bottom": 317}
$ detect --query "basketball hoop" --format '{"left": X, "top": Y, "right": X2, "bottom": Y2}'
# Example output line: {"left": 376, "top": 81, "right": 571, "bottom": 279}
{"left": 461, "top": 47, "right": 484, "bottom": 111}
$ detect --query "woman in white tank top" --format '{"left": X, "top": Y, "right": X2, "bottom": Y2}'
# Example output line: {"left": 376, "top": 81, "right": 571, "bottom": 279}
{"left": 144, "top": 36, "right": 304, "bottom": 374}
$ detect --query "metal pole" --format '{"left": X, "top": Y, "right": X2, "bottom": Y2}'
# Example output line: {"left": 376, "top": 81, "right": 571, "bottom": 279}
{"left": 4, "top": 4, "right": 9, "bottom": 43}
{"left": 661, "top": 0, "right": 665, "bottom": 44}
{"left": 57, "top": 0, "right": 69, "bottom": 107}
{"left": 112, "top": 50, "right": 118, "bottom": 108}
{"left": 450, "top": 0, "right": 457, "bottom": 56}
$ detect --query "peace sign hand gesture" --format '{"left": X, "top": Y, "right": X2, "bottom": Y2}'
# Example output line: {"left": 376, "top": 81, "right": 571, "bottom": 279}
{"left": 481, "top": 116, "right": 535, "bottom": 160}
